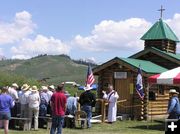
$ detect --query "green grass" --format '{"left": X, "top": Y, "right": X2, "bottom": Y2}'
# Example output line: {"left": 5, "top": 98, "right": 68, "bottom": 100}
{"left": 1, "top": 120, "right": 164, "bottom": 134}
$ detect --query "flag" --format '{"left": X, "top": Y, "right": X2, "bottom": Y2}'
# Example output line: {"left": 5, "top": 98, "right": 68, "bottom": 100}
{"left": 86, "top": 65, "right": 95, "bottom": 86}
{"left": 136, "top": 67, "right": 144, "bottom": 99}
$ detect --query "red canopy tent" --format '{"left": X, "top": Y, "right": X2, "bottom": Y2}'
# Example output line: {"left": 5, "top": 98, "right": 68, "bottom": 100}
{"left": 148, "top": 67, "right": 180, "bottom": 85}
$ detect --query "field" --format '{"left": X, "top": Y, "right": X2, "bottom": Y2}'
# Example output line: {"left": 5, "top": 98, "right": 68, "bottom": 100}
{"left": 1, "top": 120, "right": 165, "bottom": 134}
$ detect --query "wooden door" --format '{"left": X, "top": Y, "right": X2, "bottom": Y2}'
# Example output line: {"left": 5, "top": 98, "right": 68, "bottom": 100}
{"left": 114, "top": 78, "right": 133, "bottom": 114}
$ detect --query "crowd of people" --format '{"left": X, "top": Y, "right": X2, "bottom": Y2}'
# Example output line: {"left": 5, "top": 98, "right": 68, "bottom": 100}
{"left": 0, "top": 83, "right": 56, "bottom": 133}
{"left": 0, "top": 82, "right": 98, "bottom": 134}
{"left": 0, "top": 82, "right": 117, "bottom": 134}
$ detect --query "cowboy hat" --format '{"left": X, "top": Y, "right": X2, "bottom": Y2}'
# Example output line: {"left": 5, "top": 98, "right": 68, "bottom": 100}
{"left": 31, "top": 85, "right": 38, "bottom": 92}
{"left": 41, "top": 86, "right": 48, "bottom": 90}
{"left": 49, "top": 85, "right": 55, "bottom": 89}
{"left": 169, "top": 89, "right": 179, "bottom": 94}
{"left": 12, "top": 83, "right": 19, "bottom": 88}
{"left": 84, "top": 84, "right": 93, "bottom": 91}
{"left": 21, "top": 84, "right": 30, "bottom": 91}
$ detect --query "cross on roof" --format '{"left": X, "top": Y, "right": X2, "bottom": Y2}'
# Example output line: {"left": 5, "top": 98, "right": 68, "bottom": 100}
{"left": 158, "top": 5, "right": 165, "bottom": 19}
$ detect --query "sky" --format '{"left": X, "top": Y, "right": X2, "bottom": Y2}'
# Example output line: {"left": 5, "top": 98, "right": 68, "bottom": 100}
{"left": 0, "top": 0, "right": 180, "bottom": 64}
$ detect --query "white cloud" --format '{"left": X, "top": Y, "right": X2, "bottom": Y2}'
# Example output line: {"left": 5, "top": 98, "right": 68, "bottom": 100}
{"left": 0, "top": 48, "right": 3, "bottom": 55}
{"left": 165, "top": 13, "right": 180, "bottom": 53}
{"left": 73, "top": 18, "right": 151, "bottom": 52}
{"left": 11, "top": 34, "right": 71, "bottom": 59}
{"left": 0, "top": 11, "right": 36, "bottom": 45}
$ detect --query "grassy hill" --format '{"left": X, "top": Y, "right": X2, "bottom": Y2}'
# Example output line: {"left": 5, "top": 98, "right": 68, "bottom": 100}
{"left": 0, "top": 55, "right": 89, "bottom": 85}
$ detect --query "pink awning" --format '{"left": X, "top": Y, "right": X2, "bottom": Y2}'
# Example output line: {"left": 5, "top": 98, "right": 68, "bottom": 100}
{"left": 148, "top": 67, "right": 180, "bottom": 85}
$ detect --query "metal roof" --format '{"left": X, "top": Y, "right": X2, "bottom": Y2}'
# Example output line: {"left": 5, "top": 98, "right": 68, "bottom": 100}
{"left": 141, "top": 19, "right": 179, "bottom": 42}
{"left": 151, "top": 47, "right": 180, "bottom": 60}
{"left": 119, "top": 57, "right": 168, "bottom": 74}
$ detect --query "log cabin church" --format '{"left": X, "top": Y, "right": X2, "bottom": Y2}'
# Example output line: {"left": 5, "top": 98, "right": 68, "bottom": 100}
{"left": 93, "top": 16, "right": 180, "bottom": 120}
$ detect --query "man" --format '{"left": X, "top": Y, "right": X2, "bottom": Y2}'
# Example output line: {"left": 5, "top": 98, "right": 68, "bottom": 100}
{"left": 8, "top": 83, "right": 19, "bottom": 128}
{"left": 19, "top": 84, "right": 30, "bottom": 118}
{"left": 79, "top": 84, "right": 96, "bottom": 128}
{"left": 50, "top": 84, "right": 67, "bottom": 134}
{"left": 66, "top": 93, "right": 78, "bottom": 116}
{"left": 102, "top": 84, "right": 119, "bottom": 123}
{"left": 39, "top": 86, "right": 49, "bottom": 128}
{"left": 28, "top": 86, "right": 40, "bottom": 131}
{"left": 167, "top": 89, "right": 180, "bottom": 119}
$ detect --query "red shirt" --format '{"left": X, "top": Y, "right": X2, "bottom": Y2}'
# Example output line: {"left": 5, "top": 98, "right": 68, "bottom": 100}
{"left": 51, "top": 91, "right": 67, "bottom": 116}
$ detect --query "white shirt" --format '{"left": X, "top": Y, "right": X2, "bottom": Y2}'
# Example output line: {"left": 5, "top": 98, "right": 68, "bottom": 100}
{"left": 47, "top": 90, "right": 53, "bottom": 102}
{"left": 8, "top": 87, "right": 18, "bottom": 100}
{"left": 28, "top": 91, "right": 40, "bottom": 108}
{"left": 19, "top": 90, "right": 31, "bottom": 105}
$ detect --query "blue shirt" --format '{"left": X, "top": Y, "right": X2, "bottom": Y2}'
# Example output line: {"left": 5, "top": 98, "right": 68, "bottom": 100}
{"left": 66, "top": 96, "right": 77, "bottom": 115}
{"left": 0, "top": 93, "right": 14, "bottom": 113}
{"left": 168, "top": 96, "right": 180, "bottom": 115}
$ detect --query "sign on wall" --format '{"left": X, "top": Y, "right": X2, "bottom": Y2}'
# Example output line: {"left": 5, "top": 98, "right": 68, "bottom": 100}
{"left": 114, "top": 72, "right": 127, "bottom": 79}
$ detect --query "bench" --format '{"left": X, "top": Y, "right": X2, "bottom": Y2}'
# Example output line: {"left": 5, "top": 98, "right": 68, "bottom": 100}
{"left": 10, "top": 117, "right": 30, "bottom": 131}
{"left": 38, "top": 116, "right": 52, "bottom": 129}
{"left": 74, "top": 111, "right": 87, "bottom": 128}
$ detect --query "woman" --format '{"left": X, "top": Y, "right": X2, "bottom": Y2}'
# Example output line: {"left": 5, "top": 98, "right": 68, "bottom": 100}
{"left": 0, "top": 86, "right": 14, "bottom": 134}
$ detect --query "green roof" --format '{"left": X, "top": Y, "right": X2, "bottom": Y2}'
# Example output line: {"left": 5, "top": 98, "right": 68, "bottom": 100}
{"left": 119, "top": 57, "right": 168, "bottom": 74}
{"left": 141, "top": 19, "right": 179, "bottom": 42}
{"left": 151, "top": 47, "right": 180, "bottom": 60}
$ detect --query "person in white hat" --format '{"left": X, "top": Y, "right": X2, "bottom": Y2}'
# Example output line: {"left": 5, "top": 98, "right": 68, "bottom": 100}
{"left": 79, "top": 84, "right": 96, "bottom": 128}
{"left": 167, "top": 89, "right": 180, "bottom": 119}
{"left": 19, "top": 84, "right": 30, "bottom": 118}
{"left": 8, "top": 83, "right": 19, "bottom": 101}
{"left": 8, "top": 83, "right": 19, "bottom": 129}
{"left": 28, "top": 86, "right": 40, "bottom": 130}
{"left": 39, "top": 86, "right": 49, "bottom": 128}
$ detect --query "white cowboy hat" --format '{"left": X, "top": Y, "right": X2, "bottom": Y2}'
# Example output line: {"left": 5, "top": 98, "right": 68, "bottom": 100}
{"left": 31, "top": 85, "right": 38, "bottom": 92}
{"left": 12, "top": 83, "right": 19, "bottom": 88}
{"left": 21, "top": 84, "right": 30, "bottom": 91}
{"left": 169, "top": 89, "right": 179, "bottom": 94}
{"left": 49, "top": 85, "right": 55, "bottom": 89}
{"left": 84, "top": 84, "right": 93, "bottom": 91}
{"left": 41, "top": 86, "right": 48, "bottom": 90}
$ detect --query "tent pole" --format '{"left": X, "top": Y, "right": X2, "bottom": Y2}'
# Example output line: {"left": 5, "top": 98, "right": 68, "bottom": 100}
{"left": 146, "top": 83, "right": 153, "bottom": 129}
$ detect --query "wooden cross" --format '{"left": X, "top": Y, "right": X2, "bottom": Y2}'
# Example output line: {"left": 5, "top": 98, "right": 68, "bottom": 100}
{"left": 158, "top": 5, "right": 165, "bottom": 19}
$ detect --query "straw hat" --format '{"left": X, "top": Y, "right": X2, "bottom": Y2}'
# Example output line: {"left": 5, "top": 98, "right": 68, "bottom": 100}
{"left": 169, "top": 89, "right": 179, "bottom": 94}
{"left": 12, "top": 83, "right": 19, "bottom": 88}
{"left": 21, "top": 84, "right": 30, "bottom": 91}
{"left": 41, "top": 86, "right": 48, "bottom": 91}
{"left": 49, "top": 85, "right": 55, "bottom": 90}
{"left": 84, "top": 84, "right": 93, "bottom": 91}
{"left": 31, "top": 86, "right": 38, "bottom": 92}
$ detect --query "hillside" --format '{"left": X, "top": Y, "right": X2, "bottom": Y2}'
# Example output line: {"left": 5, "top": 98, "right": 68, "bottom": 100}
{"left": 0, "top": 55, "right": 89, "bottom": 85}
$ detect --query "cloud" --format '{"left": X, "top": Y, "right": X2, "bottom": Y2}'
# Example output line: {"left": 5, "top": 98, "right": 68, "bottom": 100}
{"left": 0, "top": 48, "right": 3, "bottom": 55}
{"left": 11, "top": 34, "right": 71, "bottom": 59}
{"left": 166, "top": 13, "right": 180, "bottom": 53}
{"left": 72, "top": 18, "right": 151, "bottom": 52}
{"left": 0, "top": 11, "right": 36, "bottom": 45}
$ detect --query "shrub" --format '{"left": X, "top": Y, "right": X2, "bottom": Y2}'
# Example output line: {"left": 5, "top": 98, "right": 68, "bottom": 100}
{"left": 0, "top": 71, "right": 40, "bottom": 87}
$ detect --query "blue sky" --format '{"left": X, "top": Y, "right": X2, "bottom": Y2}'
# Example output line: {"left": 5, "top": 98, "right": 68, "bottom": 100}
{"left": 0, "top": 0, "right": 180, "bottom": 63}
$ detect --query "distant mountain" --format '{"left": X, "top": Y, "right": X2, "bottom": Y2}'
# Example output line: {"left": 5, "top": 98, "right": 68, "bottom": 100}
{"left": 0, "top": 55, "right": 95, "bottom": 85}
{"left": 0, "top": 55, "right": 6, "bottom": 61}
